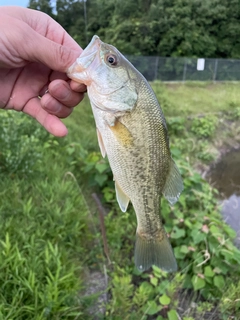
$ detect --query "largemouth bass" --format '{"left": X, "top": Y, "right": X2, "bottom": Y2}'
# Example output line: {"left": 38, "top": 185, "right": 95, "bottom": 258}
{"left": 67, "top": 36, "right": 183, "bottom": 272}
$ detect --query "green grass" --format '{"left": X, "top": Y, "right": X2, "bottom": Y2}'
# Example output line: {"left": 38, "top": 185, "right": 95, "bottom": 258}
{"left": 0, "top": 165, "right": 94, "bottom": 319}
{"left": 0, "top": 111, "right": 103, "bottom": 319}
{"left": 64, "top": 81, "right": 240, "bottom": 130}
{"left": 1, "top": 82, "right": 240, "bottom": 319}
{"left": 63, "top": 97, "right": 97, "bottom": 152}
{"left": 151, "top": 81, "right": 240, "bottom": 116}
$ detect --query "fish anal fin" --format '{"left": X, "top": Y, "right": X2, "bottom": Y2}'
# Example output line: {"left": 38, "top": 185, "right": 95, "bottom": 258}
{"left": 163, "top": 159, "right": 184, "bottom": 205}
{"left": 96, "top": 128, "right": 106, "bottom": 158}
{"left": 109, "top": 119, "right": 134, "bottom": 147}
{"left": 134, "top": 230, "right": 177, "bottom": 272}
{"left": 115, "top": 180, "right": 130, "bottom": 212}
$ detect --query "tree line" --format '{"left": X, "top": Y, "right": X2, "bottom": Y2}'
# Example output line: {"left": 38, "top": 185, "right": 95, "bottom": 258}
{"left": 28, "top": 0, "right": 240, "bottom": 58}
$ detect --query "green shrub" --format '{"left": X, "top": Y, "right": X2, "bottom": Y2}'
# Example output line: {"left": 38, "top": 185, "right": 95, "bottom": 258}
{"left": 191, "top": 116, "right": 218, "bottom": 138}
{"left": 220, "top": 280, "right": 240, "bottom": 317}
{"left": 196, "top": 141, "right": 217, "bottom": 162}
{"left": 0, "top": 111, "right": 44, "bottom": 175}
{"left": 167, "top": 117, "right": 186, "bottom": 136}
{"left": 106, "top": 266, "right": 184, "bottom": 320}
{"left": 231, "top": 105, "right": 240, "bottom": 119}
{"left": 67, "top": 146, "right": 113, "bottom": 191}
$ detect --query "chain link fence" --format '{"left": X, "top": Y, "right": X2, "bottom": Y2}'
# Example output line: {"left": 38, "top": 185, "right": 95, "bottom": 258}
{"left": 126, "top": 56, "right": 240, "bottom": 82}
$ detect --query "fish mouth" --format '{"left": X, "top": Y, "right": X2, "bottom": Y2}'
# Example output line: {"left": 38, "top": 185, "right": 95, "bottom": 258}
{"left": 79, "top": 35, "right": 102, "bottom": 63}
{"left": 67, "top": 35, "right": 101, "bottom": 82}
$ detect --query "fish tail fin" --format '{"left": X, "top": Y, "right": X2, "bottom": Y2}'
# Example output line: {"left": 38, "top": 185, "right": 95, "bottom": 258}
{"left": 134, "top": 231, "right": 177, "bottom": 272}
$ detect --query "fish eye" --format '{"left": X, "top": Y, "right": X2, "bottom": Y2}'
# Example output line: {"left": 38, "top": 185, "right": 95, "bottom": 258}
{"left": 106, "top": 54, "right": 118, "bottom": 66}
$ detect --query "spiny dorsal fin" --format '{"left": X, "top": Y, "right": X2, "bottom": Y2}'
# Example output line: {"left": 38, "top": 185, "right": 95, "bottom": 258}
{"left": 163, "top": 159, "right": 183, "bottom": 205}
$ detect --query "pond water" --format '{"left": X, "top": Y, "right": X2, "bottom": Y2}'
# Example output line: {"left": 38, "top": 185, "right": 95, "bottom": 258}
{"left": 206, "top": 148, "right": 240, "bottom": 246}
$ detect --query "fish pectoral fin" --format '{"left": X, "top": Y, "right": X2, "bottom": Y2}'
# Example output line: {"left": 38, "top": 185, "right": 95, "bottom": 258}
{"left": 134, "top": 230, "right": 178, "bottom": 272}
{"left": 162, "top": 159, "right": 184, "bottom": 205}
{"left": 109, "top": 119, "right": 134, "bottom": 147}
{"left": 96, "top": 128, "right": 106, "bottom": 158}
{"left": 115, "top": 180, "right": 130, "bottom": 212}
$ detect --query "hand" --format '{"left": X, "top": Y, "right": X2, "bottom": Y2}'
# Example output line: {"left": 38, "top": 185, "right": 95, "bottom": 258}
{"left": 0, "top": 6, "right": 86, "bottom": 136}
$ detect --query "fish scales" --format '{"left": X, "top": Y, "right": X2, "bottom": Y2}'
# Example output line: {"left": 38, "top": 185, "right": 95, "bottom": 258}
{"left": 67, "top": 35, "right": 183, "bottom": 272}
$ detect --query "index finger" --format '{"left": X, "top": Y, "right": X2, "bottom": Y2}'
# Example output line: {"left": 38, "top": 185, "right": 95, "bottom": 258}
{"left": 70, "top": 80, "right": 87, "bottom": 93}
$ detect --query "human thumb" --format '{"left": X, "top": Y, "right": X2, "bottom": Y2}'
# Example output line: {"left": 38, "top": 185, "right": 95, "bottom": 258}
{"left": 24, "top": 28, "right": 82, "bottom": 73}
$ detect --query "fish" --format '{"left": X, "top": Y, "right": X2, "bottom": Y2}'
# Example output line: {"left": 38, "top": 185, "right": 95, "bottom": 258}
{"left": 67, "top": 35, "right": 183, "bottom": 272}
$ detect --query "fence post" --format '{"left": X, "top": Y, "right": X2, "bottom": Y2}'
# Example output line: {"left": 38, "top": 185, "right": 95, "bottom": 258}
{"left": 182, "top": 58, "right": 187, "bottom": 82}
{"left": 154, "top": 56, "right": 159, "bottom": 81}
{"left": 213, "top": 59, "right": 218, "bottom": 83}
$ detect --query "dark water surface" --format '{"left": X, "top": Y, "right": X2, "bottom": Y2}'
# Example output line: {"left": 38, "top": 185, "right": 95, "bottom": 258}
{"left": 206, "top": 149, "right": 240, "bottom": 246}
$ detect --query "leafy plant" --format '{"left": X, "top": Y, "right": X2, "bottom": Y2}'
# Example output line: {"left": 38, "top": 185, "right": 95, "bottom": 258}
{"left": 161, "top": 158, "right": 240, "bottom": 302}
{"left": 220, "top": 280, "right": 240, "bottom": 317}
{"left": 106, "top": 266, "right": 184, "bottom": 320}
{"left": 0, "top": 110, "right": 57, "bottom": 176}
{"left": 196, "top": 141, "right": 217, "bottom": 162}
{"left": 191, "top": 116, "right": 218, "bottom": 138}
{"left": 229, "top": 102, "right": 240, "bottom": 119}
{"left": 70, "top": 147, "right": 113, "bottom": 191}
{"left": 167, "top": 116, "right": 186, "bottom": 136}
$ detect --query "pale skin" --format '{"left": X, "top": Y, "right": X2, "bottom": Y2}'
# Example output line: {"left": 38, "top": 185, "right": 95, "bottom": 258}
{"left": 0, "top": 6, "right": 86, "bottom": 136}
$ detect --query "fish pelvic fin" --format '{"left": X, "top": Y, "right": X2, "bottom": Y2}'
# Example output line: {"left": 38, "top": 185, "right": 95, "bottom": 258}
{"left": 96, "top": 128, "right": 106, "bottom": 158}
{"left": 115, "top": 180, "right": 130, "bottom": 212}
{"left": 134, "top": 230, "right": 177, "bottom": 272}
{"left": 163, "top": 158, "right": 183, "bottom": 205}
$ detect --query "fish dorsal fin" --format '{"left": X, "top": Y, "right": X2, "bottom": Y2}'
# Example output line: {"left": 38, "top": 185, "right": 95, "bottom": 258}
{"left": 109, "top": 119, "right": 134, "bottom": 147}
{"left": 115, "top": 180, "right": 130, "bottom": 212}
{"left": 96, "top": 128, "right": 106, "bottom": 158}
{"left": 162, "top": 159, "right": 183, "bottom": 205}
